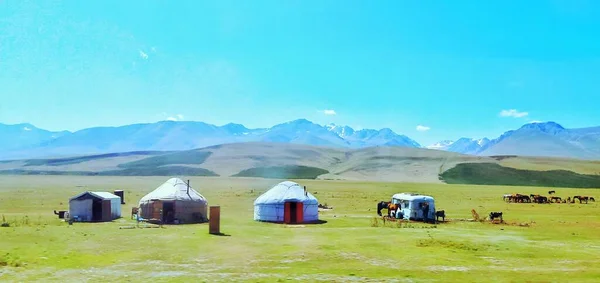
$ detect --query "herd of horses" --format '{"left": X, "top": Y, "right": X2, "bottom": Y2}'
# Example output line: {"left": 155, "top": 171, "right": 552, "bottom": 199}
{"left": 503, "top": 190, "right": 595, "bottom": 204}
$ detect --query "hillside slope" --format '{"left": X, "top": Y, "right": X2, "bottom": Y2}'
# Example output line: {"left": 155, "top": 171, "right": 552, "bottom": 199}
{"left": 0, "top": 143, "right": 484, "bottom": 182}
{"left": 4, "top": 141, "right": 599, "bottom": 186}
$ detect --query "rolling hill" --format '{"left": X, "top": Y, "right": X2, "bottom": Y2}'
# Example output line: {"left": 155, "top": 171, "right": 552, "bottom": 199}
{"left": 2, "top": 142, "right": 599, "bottom": 186}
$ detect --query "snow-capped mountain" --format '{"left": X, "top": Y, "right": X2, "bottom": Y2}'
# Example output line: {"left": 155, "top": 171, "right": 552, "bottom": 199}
{"left": 427, "top": 121, "right": 600, "bottom": 159}
{"left": 445, "top": 138, "right": 490, "bottom": 155}
{"left": 0, "top": 119, "right": 421, "bottom": 159}
{"left": 325, "top": 123, "right": 355, "bottom": 138}
{"left": 326, "top": 124, "right": 420, "bottom": 148}
{"left": 2, "top": 120, "right": 599, "bottom": 160}
{"left": 477, "top": 121, "right": 600, "bottom": 159}
{"left": 426, "top": 140, "right": 454, "bottom": 150}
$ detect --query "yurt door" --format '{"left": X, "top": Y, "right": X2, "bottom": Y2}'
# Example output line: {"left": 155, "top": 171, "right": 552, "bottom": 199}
{"left": 152, "top": 201, "right": 163, "bottom": 220}
{"left": 296, "top": 202, "right": 303, "bottom": 223}
{"left": 284, "top": 202, "right": 302, "bottom": 224}
{"left": 284, "top": 202, "right": 291, "bottom": 223}
{"left": 101, "top": 199, "right": 112, "bottom": 221}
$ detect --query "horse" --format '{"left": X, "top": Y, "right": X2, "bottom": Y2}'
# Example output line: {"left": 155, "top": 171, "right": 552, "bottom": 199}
{"left": 435, "top": 210, "right": 446, "bottom": 222}
{"left": 548, "top": 190, "right": 556, "bottom": 195}
{"left": 533, "top": 195, "right": 548, "bottom": 204}
{"left": 503, "top": 194, "right": 512, "bottom": 202}
{"left": 519, "top": 195, "right": 531, "bottom": 203}
{"left": 489, "top": 212, "right": 503, "bottom": 222}
{"left": 590, "top": 197, "right": 596, "bottom": 202}
{"left": 377, "top": 201, "right": 398, "bottom": 217}
{"left": 573, "top": 196, "right": 588, "bottom": 204}
{"left": 550, "top": 196, "right": 562, "bottom": 203}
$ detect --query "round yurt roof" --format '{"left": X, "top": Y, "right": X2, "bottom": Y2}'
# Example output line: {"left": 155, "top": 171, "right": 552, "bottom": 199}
{"left": 139, "top": 178, "right": 207, "bottom": 204}
{"left": 254, "top": 181, "right": 318, "bottom": 205}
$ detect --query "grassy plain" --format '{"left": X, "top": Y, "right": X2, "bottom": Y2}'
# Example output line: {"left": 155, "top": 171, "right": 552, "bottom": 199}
{"left": 0, "top": 176, "right": 599, "bottom": 282}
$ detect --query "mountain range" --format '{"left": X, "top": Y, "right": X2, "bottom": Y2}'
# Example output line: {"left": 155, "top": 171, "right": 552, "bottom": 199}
{"left": 0, "top": 119, "right": 599, "bottom": 160}
{"left": 427, "top": 122, "right": 600, "bottom": 160}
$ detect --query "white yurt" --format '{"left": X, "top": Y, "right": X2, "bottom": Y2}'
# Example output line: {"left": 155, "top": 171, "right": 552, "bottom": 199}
{"left": 254, "top": 181, "right": 319, "bottom": 224}
{"left": 139, "top": 178, "right": 208, "bottom": 224}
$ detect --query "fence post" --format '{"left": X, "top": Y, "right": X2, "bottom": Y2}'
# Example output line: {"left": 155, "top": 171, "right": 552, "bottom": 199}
{"left": 209, "top": 206, "right": 220, "bottom": 235}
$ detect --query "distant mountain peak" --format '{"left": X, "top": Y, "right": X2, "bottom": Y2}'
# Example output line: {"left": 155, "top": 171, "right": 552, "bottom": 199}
{"left": 426, "top": 140, "right": 454, "bottom": 150}
{"left": 287, "top": 118, "right": 312, "bottom": 124}
{"left": 519, "top": 121, "right": 565, "bottom": 134}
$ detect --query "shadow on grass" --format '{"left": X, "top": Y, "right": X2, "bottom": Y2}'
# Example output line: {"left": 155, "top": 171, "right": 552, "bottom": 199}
{"left": 256, "top": 219, "right": 329, "bottom": 225}
{"left": 210, "top": 232, "right": 231, "bottom": 236}
{"left": 305, "top": 220, "right": 328, "bottom": 225}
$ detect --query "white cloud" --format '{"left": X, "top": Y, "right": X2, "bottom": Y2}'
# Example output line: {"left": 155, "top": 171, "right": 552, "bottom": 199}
{"left": 176, "top": 114, "right": 184, "bottom": 120}
{"left": 150, "top": 46, "right": 157, "bottom": 53}
{"left": 166, "top": 117, "right": 177, "bottom": 121}
{"left": 499, "top": 109, "right": 529, "bottom": 118}
{"left": 323, "top": 109, "right": 337, "bottom": 115}
{"left": 139, "top": 50, "right": 148, "bottom": 60}
{"left": 416, "top": 125, "right": 431, "bottom": 132}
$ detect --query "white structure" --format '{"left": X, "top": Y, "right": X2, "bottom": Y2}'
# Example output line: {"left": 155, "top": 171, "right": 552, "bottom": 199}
{"left": 391, "top": 193, "right": 436, "bottom": 221}
{"left": 138, "top": 178, "right": 208, "bottom": 224}
{"left": 69, "top": 191, "right": 122, "bottom": 222}
{"left": 254, "top": 181, "right": 319, "bottom": 224}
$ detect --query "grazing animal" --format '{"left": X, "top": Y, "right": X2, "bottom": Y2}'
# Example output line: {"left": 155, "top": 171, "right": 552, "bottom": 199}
{"left": 377, "top": 201, "right": 398, "bottom": 217}
{"left": 489, "top": 212, "right": 503, "bottom": 221}
{"left": 53, "top": 210, "right": 67, "bottom": 219}
{"left": 532, "top": 195, "right": 548, "bottom": 204}
{"left": 573, "top": 196, "right": 589, "bottom": 204}
{"left": 550, "top": 196, "right": 562, "bottom": 203}
{"left": 435, "top": 210, "right": 446, "bottom": 222}
{"left": 548, "top": 190, "right": 556, "bottom": 195}
{"left": 520, "top": 195, "right": 531, "bottom": 203}
{"left": 590, "top": 197, "right": 595, "bottom": 202}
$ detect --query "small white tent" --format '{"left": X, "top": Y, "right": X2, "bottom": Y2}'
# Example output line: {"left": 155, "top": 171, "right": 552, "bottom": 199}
{"left": 254, "top": 181, "right": 319, "bottom": 224}
{"left": 69, "top": 191, "right": 122, "bottom": 222}
{"left": 139, "top": 178, "right": 208, "bottom": 224}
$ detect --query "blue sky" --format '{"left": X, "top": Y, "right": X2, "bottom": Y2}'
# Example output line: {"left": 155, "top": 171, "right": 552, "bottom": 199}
{"left": 1, "top": 0, "right": 599, "bottom": 145}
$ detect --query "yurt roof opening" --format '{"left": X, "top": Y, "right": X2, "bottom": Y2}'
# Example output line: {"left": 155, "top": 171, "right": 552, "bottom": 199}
{"left": 254, "top": 181, "right": 319, "bottom": 224}
{"left": 138, "top": 178, "right": 208, "bottom": 224}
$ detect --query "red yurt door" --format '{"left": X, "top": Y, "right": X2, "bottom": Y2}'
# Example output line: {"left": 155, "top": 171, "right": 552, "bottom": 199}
{"left": 284, "top": 202, "right": 291, "bottom": 223}
{"left": 296, "top": 202, "right": 303, "bottom": 224}
{"left": 284, "top": 202, "right": 304, "bottom": 224}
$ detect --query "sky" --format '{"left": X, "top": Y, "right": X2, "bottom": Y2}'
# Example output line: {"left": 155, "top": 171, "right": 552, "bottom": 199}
{"left": 1, "top": 0, "right": 600, "bottom": 146}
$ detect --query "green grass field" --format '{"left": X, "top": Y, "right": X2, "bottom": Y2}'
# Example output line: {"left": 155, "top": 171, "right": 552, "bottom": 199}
{"left": 1, "top": 176, "right": 599, "bottom": 282}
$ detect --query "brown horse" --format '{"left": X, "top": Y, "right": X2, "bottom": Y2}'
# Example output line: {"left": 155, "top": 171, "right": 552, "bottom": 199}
{"left": 573, "top": 196, "right": 589, "bottom": 204}
{"left": 550, "top": 196, "right": 562, "bottom": 203}
{"left": 377, "top": 201, "right": 398, "bottom": 217}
